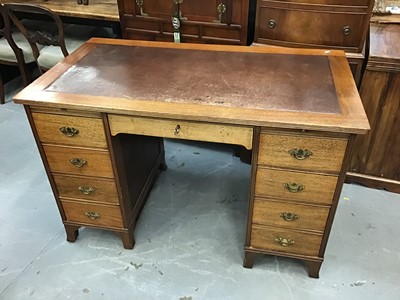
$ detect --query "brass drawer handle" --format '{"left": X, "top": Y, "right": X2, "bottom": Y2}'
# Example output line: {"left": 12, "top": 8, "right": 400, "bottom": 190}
{"left": 174, "top": 124, "right": 181, "bottom": 135}
{"left": 78, "top": 186, "right": 96, "bottom": 195}
{"left": 343, "top": 25, "right": 351, "bottom": 36}
{"left": 275, "top": 237, "right": 294, "bottom": 247}
{"left": 267, "top": 19, "right": 276, "bottom": 29}
{"left": 288, "top": 148, "right": 312, "bottom": 160}
{"left": 59, "top": 127, "right": 79, "bottom": 137}
{"left": 69, "top": 158, "right": 87, "bottom": 168}
{"left": 284, "top": 182, "right": 304, "bottom": 193}
{"left": 84, "top": 211, "right": 101, "bottom": 220}
{"left": 135, "top": 0, "right": 148, "bottom": 16}
{"left": 280, "top": 212, "right": 299, "bottom": 222}
{"left": 214, "top": 3, "right": 227, "bottom": 23}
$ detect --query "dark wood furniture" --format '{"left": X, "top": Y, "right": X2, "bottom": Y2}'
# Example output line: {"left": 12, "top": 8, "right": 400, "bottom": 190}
{"left": 117, "top": 0, "right": 250, "bottom": 45}
{"left": 252, "top": 0, "right": 375, "bottom": 86}
{"left": 14, "top": 38, "right": 368, "bottom": 277}
{"left": 347, "top": 23, "right": 400, "bottom": 193}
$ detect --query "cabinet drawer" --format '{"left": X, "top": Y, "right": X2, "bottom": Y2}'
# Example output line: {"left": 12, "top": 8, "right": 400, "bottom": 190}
{"left": 251, "top": 224, "right": 323, "bottom": 256}
{"left": 62, "top": 200, "right": 123, "bottom": 228}
{"left": 258, "top": 132, "right": 347, "bottom": 173}
{"left": 256, "top": 4, "right": 366, "bottom": 50}
{"left": 253, "top": 198, "right": 330, "bottom": 232}
{"left": 43, "top": 145, "right": 114, "bottom": 178}
{"left": 54, "top": 175, "right": 119, "bottom": 204}
{"left": 255, "top": 168, "right": 337, "bottom": 205}
{"left": 264, "top": 0, "right": 370, "bottom": 5}
{"left": 108, "top": 115, "right": 253, "bottom": 150}
{"left": 32, "top": 113, "right": 107, "bottom": 148}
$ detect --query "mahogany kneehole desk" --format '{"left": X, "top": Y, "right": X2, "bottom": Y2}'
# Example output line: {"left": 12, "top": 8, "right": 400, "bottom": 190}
{"left": 14, "top": 38, "right": 369, "bottom": 278}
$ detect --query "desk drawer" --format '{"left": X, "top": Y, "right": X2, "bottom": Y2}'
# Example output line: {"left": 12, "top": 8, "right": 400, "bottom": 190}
{"left": 43, "top": 145, "right": 114, "bottom": 178}
{"left": 255, "top": 168, "right": 337, "bottom": 205}
{"left": 258, "top": 132, "right": 347, "bottom": 173}
{"left": 54, "top": 175, "right": 119, "bottom": 204}
{"left": 251, "top": 224, "right": 322, "bottom": 256}
{"left": 62, "top": 200, "right": 123, "bottom": 228}
{"left": 108, "top": 115, "right": 253, "bottom": 150}
{"left": 32, "top": 113, "right": 107, "bottom": 149}
{"left": 253, "top": 198, "right": 329, "bottom": 232}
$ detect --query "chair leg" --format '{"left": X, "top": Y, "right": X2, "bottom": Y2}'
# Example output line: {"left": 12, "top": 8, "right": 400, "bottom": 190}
{"left": 0, "top": 73, "right": 5, "bottom": 105}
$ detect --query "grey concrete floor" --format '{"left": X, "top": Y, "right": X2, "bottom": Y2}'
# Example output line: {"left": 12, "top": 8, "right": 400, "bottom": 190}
{"left": 1, "top": 80, "right": 400, "bottom": 300}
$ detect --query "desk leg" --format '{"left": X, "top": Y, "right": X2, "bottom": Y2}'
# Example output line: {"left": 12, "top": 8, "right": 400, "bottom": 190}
{"left": 243, "top": 251, "right": 258, "bottom": 268}
{"left": 65, "top": 225, "right": 80, "bottom": 242}
{"left": 119, "top": 231, "right": 135, "bottom": 249}
{"left": 305, "top": 260, "right": 322, "bottom": 278}
{"left": 159, "top": 139, "right": 167, "bottom": 171}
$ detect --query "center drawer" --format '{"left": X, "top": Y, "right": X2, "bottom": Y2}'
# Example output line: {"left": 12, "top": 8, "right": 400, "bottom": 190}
{"left": 108, "top": 115, "right": 253, "bottom": 150}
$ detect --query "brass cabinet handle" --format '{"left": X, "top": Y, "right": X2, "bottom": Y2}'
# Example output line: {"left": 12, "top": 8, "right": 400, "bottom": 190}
{"left": 174, "top": 124, "right": 181, "bottom": 135}
{"left": 280, "top": 212, "right": 299, "bottom": 222}
{"left": 275, "top": 237, "right": 294, "bottom": 247}
{"left": 267, "top": 19, "right": 276, "bottom": 29}
{"left": 69, "top": 158, "right": 87, "bottom": 168}
{"left": 284, "top": 182, "right": 304, "bottom": 193}
{"left": 59, "top": 127, "right": 79, "bottom": 137}
{"left": 84, "top": 211, "right": 101, "bottom": 220}
{"left": 78, "top": 186, "right": 96, "bottom": 195}
{"left": 214, "top": 3, "right": 227, "bottom": 23}
{"left": 288, "top": 148, "right": 312, "bottom": 160}
{"left": 135, "top": 0, "right": 148, "bottom": 16}
{"left": 343, "top": 25, "right": 351, "bottom": 36}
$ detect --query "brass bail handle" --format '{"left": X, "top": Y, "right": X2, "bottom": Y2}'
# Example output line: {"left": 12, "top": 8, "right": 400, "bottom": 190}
{"left": 284, "top": 182, "right": 304, "bottom": 193}
{"left": 289, "top": 148, "right": 312, "bottom": 160}
{"left": 78, "top": 186, "right": 96, "bottom": 195}
{"left": 174, "top": 124, "right": 181, "bottom": 135}
{"left": 280, "top": 212, "right": 299, "bottom": 222}
{"left": 69, "top": 158, "right": 87, "bottom": 168}
{"left": 214, "top": 3, "right": 227, "bottom": 23}
{"left": 59, "top": 127, "right": 79, "bottom": 137}
{"left": 85, "top": 211, "right": 101, "bottom": 220}
{"left": 275, "top": 237, "right": 294, "bottom": 247}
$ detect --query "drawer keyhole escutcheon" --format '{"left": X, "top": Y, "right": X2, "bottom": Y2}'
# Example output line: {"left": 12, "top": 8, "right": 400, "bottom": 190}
{"left": 174, "top": 124, "right": 181, "bottom": 135}
{"left": 78, "top": 186, "right": 96, "bottom": 195}
{"left": 135, "top": 0, "right": 148, "bottom": 16}
{"left": 59, "top": 127, "right": 79, "bottom": 137}
{"left": 85, "top": 211, "right": 101, "bottom": 220}
{"left": 343, "top": 26, "right": 351, "bottom": 36}
{"left": 289, "top": 148, "right": 312, "bottom": 160}
{"left": 275, "top": 237, "right": 294, "bottom": 247}
{"left": 69, "top": 158, "right": 87, "bottom": 168}
{"left": 284, "top": 182, "right": 304, "bottom": 193}
{"left": 267, "top": 19, "right": 276, "bottom": 29}
{"left": 280, "top": 212, "right": 299, "bottom": 222}
{"left": 214, "top": 3, "right": 226, "bottom": 23}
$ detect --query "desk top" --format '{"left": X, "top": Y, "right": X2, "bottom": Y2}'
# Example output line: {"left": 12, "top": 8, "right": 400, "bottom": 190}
{"left": 14, "top": 39, "right": 370, "bottom": 134}
{"left": 1, "top": 0, "right": 119, "bottom": 21}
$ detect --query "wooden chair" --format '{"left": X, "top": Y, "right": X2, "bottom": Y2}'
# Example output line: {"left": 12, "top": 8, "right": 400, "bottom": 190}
{"left": 0, "top": 4, "right": 37, "bottom": 105}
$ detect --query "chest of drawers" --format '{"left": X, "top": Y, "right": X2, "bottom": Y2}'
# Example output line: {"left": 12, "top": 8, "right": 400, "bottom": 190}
{"left": 117, "top": 0, "right": 250, "bottom": 45}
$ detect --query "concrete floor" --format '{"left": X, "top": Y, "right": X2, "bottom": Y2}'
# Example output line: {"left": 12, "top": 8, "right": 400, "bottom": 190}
{"left": 1, "top": 80, "right": 400, "bottom": 300}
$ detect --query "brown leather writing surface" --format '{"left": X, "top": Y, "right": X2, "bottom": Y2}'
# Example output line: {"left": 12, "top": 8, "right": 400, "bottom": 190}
{"left": 46, "top": 44, "right": 340, "bottom": 114}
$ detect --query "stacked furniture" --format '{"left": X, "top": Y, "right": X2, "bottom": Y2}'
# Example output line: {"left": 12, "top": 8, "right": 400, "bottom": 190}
{"left": 117, "top": 0, "right": 250, "bottom": 45}
{"left": 347, "top": 23, "right": 400, "bottom": 193}
{"left": 252, "top": 0, "right": 375, "bottom": 86}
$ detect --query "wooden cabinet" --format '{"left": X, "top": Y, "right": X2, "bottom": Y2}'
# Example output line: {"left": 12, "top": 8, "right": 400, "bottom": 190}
{"left": 117, "top": 0, "right": 250, "bottom": 45}
{"left": 244, "top": 129, "right": 351, "bottom": 278}
{"left": 27, "top": 107, "right": 164, "bottom": 249}
{"left": 347, "top": 23, "right": 400, "bottom": 193}
{"left": 253, "top": 0, "right": 374, "bottom": 86}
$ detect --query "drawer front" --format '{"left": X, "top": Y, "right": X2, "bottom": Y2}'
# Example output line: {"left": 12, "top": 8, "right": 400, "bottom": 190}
{"left": 251, "top": 224, "right": 323, "bottom": 256}
{"left": 258, "top": 132, "right": 348, "bottom": 173}
{"left": 62, "top": 201, "right": 123, "bottom": 228}
{"left": 256, "top": 5, "right": 366, "bottom": 49}
{"left": 255, "top": 168, "right": 338, "bottom": 205}
{"left": 108, "top": 115, "right": 253, "bottom": 150}
{"left": 253, "top": 198, "right": 330, "bottom": 232}
{"left": 262, "top": 0, "right": 370, "bottom": 5}
{"left": 54, "top": 175, "right": 119, "bottom": 204}
{"left": 43, "top": 145, "right": 114, "bottom": 178}
{"left": 32, "top": 113, "right": 107, "bottom": 148}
